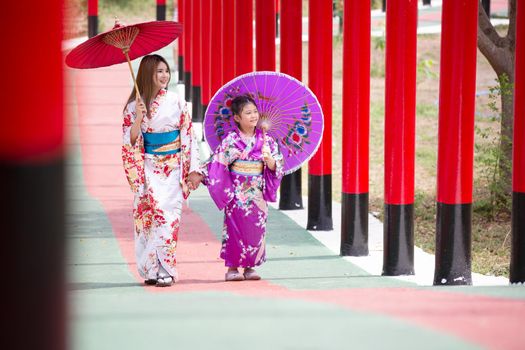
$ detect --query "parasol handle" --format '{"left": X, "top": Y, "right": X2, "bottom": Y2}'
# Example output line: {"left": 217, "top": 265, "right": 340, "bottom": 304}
{"left": 260, "top": 121, "right": 270, "bottom": 158}
{"left": 123, "top": 50, "right": 141, "bottom": 100}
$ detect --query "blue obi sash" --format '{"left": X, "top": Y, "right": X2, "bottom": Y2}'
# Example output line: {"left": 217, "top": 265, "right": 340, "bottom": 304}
{"left": 230, "top": 159, "right": 264, "bottom": 176}
{"left": 143, "top": 130, "right": 181, "bottom": 155}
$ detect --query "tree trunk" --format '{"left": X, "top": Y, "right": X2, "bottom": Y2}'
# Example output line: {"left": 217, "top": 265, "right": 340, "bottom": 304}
{"left": 499, "top": 76, "right": 514, "bottom": 196}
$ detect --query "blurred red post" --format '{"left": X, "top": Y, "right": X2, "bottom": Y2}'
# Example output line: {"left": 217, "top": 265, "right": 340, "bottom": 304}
{"left": 183, "top": 0, "right": 192, "bottom": 100}
{"left": 222, "top": 0, "right": 235, "bottom": 83}
{"left": 256, "top": 0, "right": 276, "bottom": 71}
{"left": 157, "top": 0, "right": 167, "bottom": 20}
{"left": 235, "top": 0, "right": 253, "bottom": 76}
{"left": 191, "top": 0, "right": 203, "bottom": 121}
{"left": 88, "top": 0, "right": 98, "bottom": 37}
{"left": 1, "top": 2, "right": 65, "bottom": 349}
{"left": 201, "top": 0, "right": 211, "bottom": 112}
{"left": 210, "top": 0, "right": 223, "bottom": 97}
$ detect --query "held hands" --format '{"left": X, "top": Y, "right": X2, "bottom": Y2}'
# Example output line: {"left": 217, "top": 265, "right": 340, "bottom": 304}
{"left": 187, "top": 171, "right": 204, "bottom": 191}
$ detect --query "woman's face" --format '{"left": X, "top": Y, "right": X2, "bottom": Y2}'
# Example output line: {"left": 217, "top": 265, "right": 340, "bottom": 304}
{"left": 153, "top": 61, "right": 170, "bottom": 91}
{"left": 234, "top": 102, "right": 259, "bottom": 132}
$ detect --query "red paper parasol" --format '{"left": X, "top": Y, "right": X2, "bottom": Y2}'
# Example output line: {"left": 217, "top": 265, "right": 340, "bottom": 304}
{"left": 65, "top": 19, "right": 182, "bottom": 98}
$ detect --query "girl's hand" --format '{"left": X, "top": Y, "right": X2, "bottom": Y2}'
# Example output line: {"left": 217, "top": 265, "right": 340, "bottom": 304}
{"left": 262, "top": 145, "right": 276, "bottom": 171}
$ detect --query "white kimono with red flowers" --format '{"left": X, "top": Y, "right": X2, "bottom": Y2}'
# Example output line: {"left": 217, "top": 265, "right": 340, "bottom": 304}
{"left": 121, "top": 89, "right": 200, "bottom": 280}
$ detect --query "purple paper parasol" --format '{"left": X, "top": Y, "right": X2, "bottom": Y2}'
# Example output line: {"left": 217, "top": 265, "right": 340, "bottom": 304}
{"left": 204, "top": 71, "right": 324, "bottom": 175}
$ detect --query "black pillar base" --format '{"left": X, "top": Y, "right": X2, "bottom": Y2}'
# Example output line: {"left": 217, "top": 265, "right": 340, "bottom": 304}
{"left": 192, "top": 86, "right": 203, "bottom": 123}
{"left": 88, "top": 15, "right": 98, "bottom": 38}
{"left": 157, "top": 4, "right": 166, "bottom": 21}
{"left": 1, "top": 158, "right": 65, "bottom": 350}
{"left": 382, "top": 203, "right": 414, "bottom": 275}
{"left": 279, "top": 169, "right": 303, "bottom": 210}
{"left": 341, "top": 193, "right": 369, "bottom": 256}
{"left": 178, "top": 57, "right": 184, "bottom": 84}
{"left": 511, "top": 192, "right": 525, "bottom": 283}
{"left": 307, "top": 174, "right": 333, "bottom": 230}
{"left": 185, "top": 72, "right": 192, "bottom": 102}
{"left": 482, "top": 0, "right": 491, "bottom": 17}
{"left": 433, "top": 202, "right": 472, "bottom": 285}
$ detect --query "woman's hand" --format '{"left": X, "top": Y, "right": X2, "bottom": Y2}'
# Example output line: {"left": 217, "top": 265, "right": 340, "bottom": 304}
{"left": 135, "top": 97, "right": 147, "bottom": 120}
{"left": 187, "top": 172, "right": 204, "bottom": 191}
{"left": 130, "top": 97, "right": 147, "bottom": 146}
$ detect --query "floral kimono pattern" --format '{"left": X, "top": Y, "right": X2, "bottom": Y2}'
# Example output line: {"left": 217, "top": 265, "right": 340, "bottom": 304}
{"left": 122, "top": 89, "right": 200, "bottom": 280}
{"left": 204, "top": 129, "right": 284, "bottom": 268}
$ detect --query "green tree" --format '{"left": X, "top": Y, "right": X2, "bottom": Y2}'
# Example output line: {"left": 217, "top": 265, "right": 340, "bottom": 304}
{"left": 477, "top": 0, "right": 517, "bottom": 196}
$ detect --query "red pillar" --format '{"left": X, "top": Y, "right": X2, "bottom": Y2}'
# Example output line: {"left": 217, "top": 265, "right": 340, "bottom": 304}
{"left": 382, "top": 0, "right": 417, "bottom": 275}
{"left": 177, "top": 0, "right": 184, "bottom": 83}
{"left": 341, "top": 0, "right": 370, "bottom": 256}
{"left": 157, "top": 0, "right": 167, "bottom": 20}
{"left": 191, "top": 0, "right": 203, "bottom": 121}
{"left": 201, "top": 0, "right": 211, "bottom": 110}
{"left": 256, "top": 0, "right": 276, "bottom": 71}
{"left": 307, "top": 0, "right": 332, "bottom": 231}
{"left": 235, "top": 0, "right": 253, "bottom": 76}
{"left": 222, "top": 0, "right": 235, "bottom": 83}
{"left": 2, "top": 2, "right": 65, "bottom": 349}
{"left": 210, "top": 0, "right": 223, "bottom": 97}
{"left": 278, "top": 0, "right": 304, "bottom": 211}
{"left": 511, "top": 0, "right": 525, "bottom": 283}
{"left": 434, "top": 0, "right": 478, "bottom": 286}
{"left": 183, "top": 0, "right": 192, "bottom": 100}
{"left": 88, "top": 0, "right": 98, "bottom": 37}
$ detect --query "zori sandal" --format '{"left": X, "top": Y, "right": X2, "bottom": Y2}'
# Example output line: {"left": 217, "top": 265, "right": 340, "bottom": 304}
{"left": 225, "top": 270, "right": 245, "bottom": 281}
{"left": 243, "top": 268, "right": 261, "bottom": 281}
{"left": 156, "top": 264, "right": 175, "bottom": 287}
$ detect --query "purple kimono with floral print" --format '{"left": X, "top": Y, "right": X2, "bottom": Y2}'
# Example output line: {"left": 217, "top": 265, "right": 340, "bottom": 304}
{"left": 204, "top": 129, "right": 284, "bottom": 268}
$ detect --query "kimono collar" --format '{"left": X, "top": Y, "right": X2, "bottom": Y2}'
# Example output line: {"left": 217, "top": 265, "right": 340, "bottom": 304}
{"left": 234, "top": 128, "right": 264, "bottom": 158}
{"left": 148, "top": 89, "right": 167, "bottom": 119}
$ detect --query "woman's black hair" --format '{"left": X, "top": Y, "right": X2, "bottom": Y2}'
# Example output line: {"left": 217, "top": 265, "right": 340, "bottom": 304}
{"left": 230, "top": 94, "right": 257, "bottom": 116}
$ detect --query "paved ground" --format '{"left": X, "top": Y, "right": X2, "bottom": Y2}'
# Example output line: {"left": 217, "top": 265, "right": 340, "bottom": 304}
{"left": 65, "top": 3, "right": 523, "bottom": 348}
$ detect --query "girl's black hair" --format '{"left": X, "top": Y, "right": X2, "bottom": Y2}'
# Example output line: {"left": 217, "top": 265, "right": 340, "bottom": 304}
{"left": 230, "top": 94, "right": 257, "bottom": 116}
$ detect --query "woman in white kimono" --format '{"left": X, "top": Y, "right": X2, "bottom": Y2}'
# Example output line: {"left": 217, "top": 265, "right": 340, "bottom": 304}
{"left": 121, "top": 54, "right": 201, "bottom": 287}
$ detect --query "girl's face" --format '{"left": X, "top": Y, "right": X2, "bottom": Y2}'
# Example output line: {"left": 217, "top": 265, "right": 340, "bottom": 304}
{"left": 153, "top": 62, "right": 170, "bottom": 91}
{"left": 234, "top": 103, "right": 259, "bottom": 133}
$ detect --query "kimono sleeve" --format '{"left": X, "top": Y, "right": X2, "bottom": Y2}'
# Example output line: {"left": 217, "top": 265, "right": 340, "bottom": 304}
{"left": 121, "top": 102, "right": 145, "bottom": 195}
{"left": 203, "top": 134, "right": 239, "bottom": 210}
{"left": 263, "top": 135, "right": 284, "bottom": 202}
